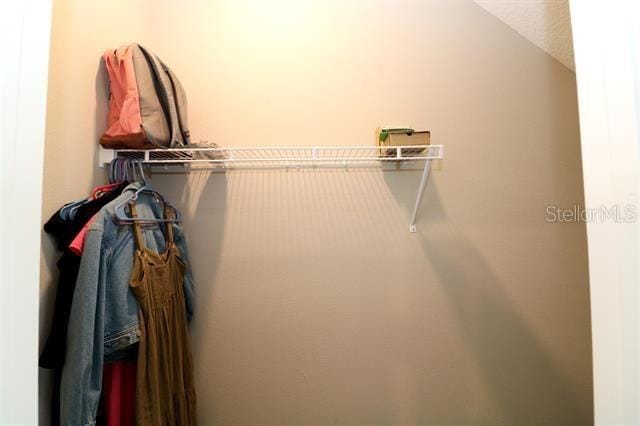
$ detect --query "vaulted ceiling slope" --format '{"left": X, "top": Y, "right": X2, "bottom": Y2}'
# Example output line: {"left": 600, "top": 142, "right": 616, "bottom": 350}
{"left": 473, "top": 0, "right": 574, "bottom": 71}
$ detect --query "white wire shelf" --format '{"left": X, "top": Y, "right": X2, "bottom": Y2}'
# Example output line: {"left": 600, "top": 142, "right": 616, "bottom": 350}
{"left": 98, "top": 145, "right": 443, "bottom": 232}
{"left": 99, "top": 145, "right": 443, "bottom": 168}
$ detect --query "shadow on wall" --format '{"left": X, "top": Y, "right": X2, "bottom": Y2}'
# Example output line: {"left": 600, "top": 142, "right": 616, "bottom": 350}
{"left": 148, "top": 168, "right": 228, "bottom": 389}
{"left": 147, "top": 165, "right": 589, "bottom": 424}
{"left": 413, "top": 183, "right": 590, "bottom": 424}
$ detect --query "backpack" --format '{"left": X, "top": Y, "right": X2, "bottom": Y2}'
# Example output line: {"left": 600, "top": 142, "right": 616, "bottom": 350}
{"left": 100, "top": 44, "right": 190, "bottom": 149}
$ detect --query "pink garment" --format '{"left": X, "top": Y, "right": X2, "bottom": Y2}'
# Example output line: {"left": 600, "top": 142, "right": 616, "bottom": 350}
{"left": 69, "top": 184, "right": 121, "bottom": 255}
{"left": 102, "top": 361, "right": 137, "bottom": 426}
{"left": 69, "top": 214, "right": 97, "bottom": 256}
{"left": 102, "top": 46, "right": 143, "bottom": 140}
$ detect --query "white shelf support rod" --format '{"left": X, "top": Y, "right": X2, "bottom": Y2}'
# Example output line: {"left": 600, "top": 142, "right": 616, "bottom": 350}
{"left": 409, "top": 159, "right": 432, "bottom": 233}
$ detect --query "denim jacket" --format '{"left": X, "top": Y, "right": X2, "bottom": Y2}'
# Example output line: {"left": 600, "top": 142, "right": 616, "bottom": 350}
{"left": 60, "top": 183, "right": 195, "bottom": 425}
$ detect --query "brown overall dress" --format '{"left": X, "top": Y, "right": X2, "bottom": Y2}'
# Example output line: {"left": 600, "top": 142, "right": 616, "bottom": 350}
{"left": 129, "top": 204, "right": 197, "bottom": 425}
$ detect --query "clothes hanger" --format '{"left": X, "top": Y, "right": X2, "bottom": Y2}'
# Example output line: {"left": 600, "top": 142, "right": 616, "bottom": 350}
{"left": 61, "top": 178, "right": 103, "bottom": 219}
{"left": 92, "top": 182, "right": 122, "bottom": 199}
{"left": 61, "top": 157, "right": 124, "bottom": 220}
{"left": 127, "top": 159, "right": 136, "bottom": 182}
{"left": 110, "top": 157, "right": 134, "bottom": 184}
{"left": 68, "top": 158, "right": 135, "bottom": 220}
{"left": 114, "top": 160, "right": 182, "bottom": 224}
{"left": 108, "top": 158, "right": 116, "bottom": 183}
{"left": 109, "top": 157, "right": 119, "bottom": 183}
{"left": 109, "top": 157, "right": 125, "bottom": 184}
{"left": 70, "top": 160, "right": 129, "bottom": 219}
{"left": 117, "top": 157, "right": 128, "bottom": 183}
{"left": 58, "top": 201, "right": 81, "bottom": 220}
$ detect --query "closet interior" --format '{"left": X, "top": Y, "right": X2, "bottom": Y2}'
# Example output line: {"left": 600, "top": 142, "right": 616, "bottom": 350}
{"left": 38, "top": 1, "right": 592, "bottom": 425}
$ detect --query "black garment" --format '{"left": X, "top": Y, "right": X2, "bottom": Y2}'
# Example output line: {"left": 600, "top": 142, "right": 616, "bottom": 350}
{"left": 40, "top": 183, "right": 126, "bottom": 426}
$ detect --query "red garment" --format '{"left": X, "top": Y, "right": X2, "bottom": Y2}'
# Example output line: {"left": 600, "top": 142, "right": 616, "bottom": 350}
{"left": 68, "top": 184, "right": 121, "bottom": 255}
{"left": 68, "top": 214, "right": 96, "bottom": 255}
{"left": 102, "top": 361, "right": 137, "bottom": 426}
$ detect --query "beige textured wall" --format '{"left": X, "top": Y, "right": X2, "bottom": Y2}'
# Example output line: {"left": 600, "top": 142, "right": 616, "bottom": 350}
{"left": 40, "top": 0, "right": 592, "bottom": 424}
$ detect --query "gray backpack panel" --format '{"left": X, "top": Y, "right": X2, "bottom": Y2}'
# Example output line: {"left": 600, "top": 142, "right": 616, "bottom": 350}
{"left": 161, "top": 62, "right": 191, "bottom": 145}
{"left": 130, "top": 45, "right": 170, "bottom": 148}
{"left": 136, "top": 44, "right": 189, "bottom": 148}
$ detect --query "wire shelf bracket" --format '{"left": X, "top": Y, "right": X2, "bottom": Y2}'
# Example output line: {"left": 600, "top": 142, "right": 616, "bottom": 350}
{"left": 99, "top": 144, "right": 443, "bottom": 232}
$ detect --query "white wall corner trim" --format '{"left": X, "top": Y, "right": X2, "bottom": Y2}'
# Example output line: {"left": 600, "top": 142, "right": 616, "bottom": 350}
{"left": 570, "top": 0, "right": 640, "bottom": 424}
{"left": 0, "top": 1, "right": 53, "bottom": 424}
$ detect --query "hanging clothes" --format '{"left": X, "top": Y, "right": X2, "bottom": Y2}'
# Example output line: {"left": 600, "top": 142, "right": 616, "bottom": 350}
{"left": 40, "top": 182, "right": 127, "bottom": 426}
{"left": 130, "top": 203, "right": 197, "bottom": 425}
{"left": 100, "top": 361, "right": 137, "bottom": 426}
{"left": 60, "top": 182, "right": 195, "bottom": 426}
{"left": 68, "top": 211, "right": 138, "bottom": 426}
{"left": 68, "top": 213, "right": 97, "bottom": 255}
